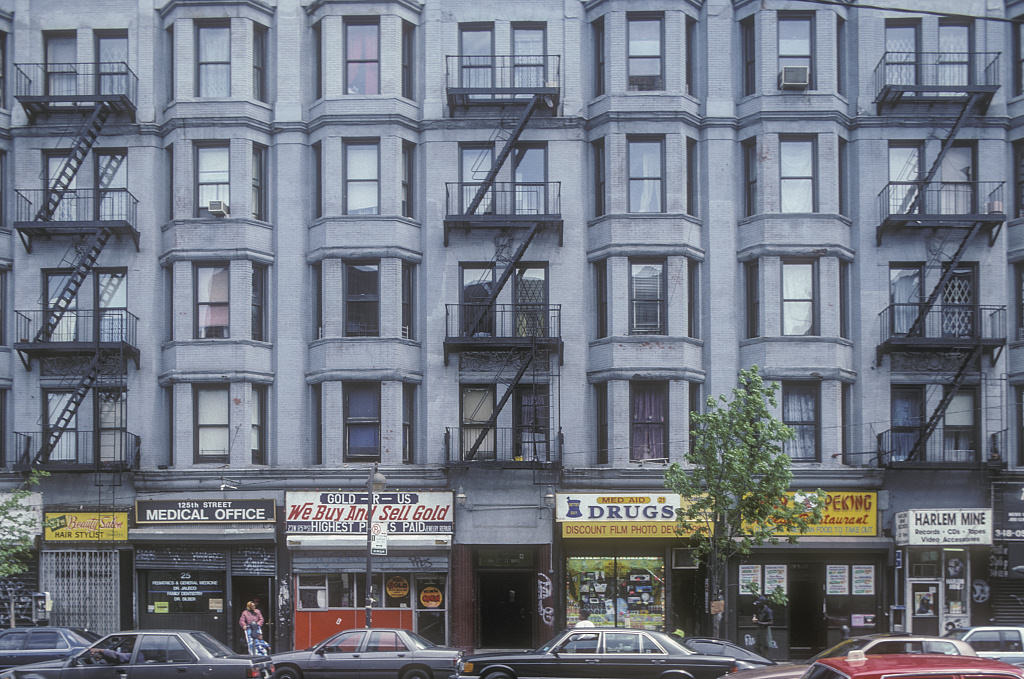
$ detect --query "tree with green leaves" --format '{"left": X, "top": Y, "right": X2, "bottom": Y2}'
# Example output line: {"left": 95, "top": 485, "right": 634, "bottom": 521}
{"left": 0, "top": 471, "right": 46, "bottom": 579}
{"left": 665, "top": 366, "right": 825, "bottom": 638}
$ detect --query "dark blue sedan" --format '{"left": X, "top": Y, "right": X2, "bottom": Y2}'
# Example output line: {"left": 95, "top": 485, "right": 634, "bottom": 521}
{"left": 0, "top": 628, "right": 100, "bottom": 670}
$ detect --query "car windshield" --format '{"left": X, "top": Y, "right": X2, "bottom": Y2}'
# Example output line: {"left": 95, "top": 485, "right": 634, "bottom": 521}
{"left": 403, "top": 632, "right": 435, "bottom": 650}
{"left": 810, "top": 639, "right": 874, "bottom": 661}
{"left": 189, "top": 632, "right": 234, "bottom": 658}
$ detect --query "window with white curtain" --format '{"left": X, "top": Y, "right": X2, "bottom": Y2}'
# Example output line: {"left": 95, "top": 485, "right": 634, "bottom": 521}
{"left": 780, "top": 137, "right": 815, "bottom": 212}
{"left": 196, "top": 23, "right": 230, "bottom": 97}
{"left": 628, "top": 138, "right": 663, "bottom": 213}
{"left": 782, "top": 260, "right": 815, "bottom": 335}
{"left": 194, "top": 385, "right": 229, "bottom": 461}
{"left": 782, "top": 382, "right": 818, "bottom": 461}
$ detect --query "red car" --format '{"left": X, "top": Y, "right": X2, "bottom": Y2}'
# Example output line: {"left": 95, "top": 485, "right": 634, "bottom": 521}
{"left": 806, "top": 652, "right": 1024, "bottom": 679}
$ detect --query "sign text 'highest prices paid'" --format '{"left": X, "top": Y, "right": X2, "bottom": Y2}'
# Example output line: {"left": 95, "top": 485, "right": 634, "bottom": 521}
{"left": 285, "top": 491, "right": 453, "bottom": 535}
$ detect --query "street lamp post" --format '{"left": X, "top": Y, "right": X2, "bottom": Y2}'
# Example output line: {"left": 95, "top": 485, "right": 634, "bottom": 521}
{"left": 364, "top": 464, "right": 387, "bottom": 628}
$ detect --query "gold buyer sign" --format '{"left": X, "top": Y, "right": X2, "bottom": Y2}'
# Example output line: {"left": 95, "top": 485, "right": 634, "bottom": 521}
{"left": 44, "top": 512, "right": 128, "bottom": 541}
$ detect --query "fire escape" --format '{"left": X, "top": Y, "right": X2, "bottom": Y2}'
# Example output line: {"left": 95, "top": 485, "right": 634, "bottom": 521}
{"left": 873, "top": 50, "right": 1006, "bottom": 467}
{"left": 10, "top": 61, "right": 141, "bottom": 473}
{"left": 442, "top": 53, "right": 563, "bottom": 467}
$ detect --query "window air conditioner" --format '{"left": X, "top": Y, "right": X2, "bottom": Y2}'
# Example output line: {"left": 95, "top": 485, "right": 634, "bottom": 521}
{"left": 208, "top": 200, "right": 229, "bottom": 217}
{"left": 778, "top": 66, "right": 810, "bottom": 90}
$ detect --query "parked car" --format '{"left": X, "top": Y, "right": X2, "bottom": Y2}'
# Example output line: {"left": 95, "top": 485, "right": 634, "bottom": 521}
{"left": 728, "top": 633, "right": 976, "bottom": 679}
{"left": 805, "top": 651, "right": 1024, "bottom": 679}
{"left": 946, "top": 626, "right": 1024, "bottom": 666}
{"left": 456, "top": 628, "right": 742, "bottom": 679}
{"left": 0, "top": 630, "right": 274, "bottom": 679}
{"left": 680, "top": 637, "right": 774, "bottom": 668}
{"left": 271, "top": 628, "right": 461, "bottom": 679}
{"left": 0, "top": 628, "right": 100, "bottom": 670}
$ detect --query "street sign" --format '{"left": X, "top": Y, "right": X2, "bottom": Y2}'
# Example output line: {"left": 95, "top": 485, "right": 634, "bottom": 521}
{"left": 371, "top": 533, "right": 388, "bottom": 555}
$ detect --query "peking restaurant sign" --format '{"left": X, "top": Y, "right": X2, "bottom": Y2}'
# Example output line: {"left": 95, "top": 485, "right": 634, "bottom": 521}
{"left": 773, "top": 491, "right": 877, "bottom": 537}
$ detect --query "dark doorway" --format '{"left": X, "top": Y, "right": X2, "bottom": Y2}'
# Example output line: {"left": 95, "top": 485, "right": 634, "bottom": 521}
{"left": 479, "top": 572, "right": 532, "bottom": 649}
{"left": 789, "top": 566, "right": 825, "bottom": 658}
{"left": 232, "top": 576, "right": 272, "bottom": 653}
{"left": 670, "top": 569, "right": 703, "bottom": 637}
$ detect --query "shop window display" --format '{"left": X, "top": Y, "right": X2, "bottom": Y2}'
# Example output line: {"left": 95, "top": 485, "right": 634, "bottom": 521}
{"left": 565, "top": 557, "right": 664, "bottom": 630}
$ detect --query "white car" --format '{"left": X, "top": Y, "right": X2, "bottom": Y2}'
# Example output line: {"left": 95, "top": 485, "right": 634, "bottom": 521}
{"left": 946, "top": 627, "right": 1024, "bottom": 666}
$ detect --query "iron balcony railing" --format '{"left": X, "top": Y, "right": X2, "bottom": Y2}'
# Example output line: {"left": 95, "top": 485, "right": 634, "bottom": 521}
{"left": 444, "top": 426, "right": 559, "bottom": 464}
{"left": 15, "top": 188, "right": 138, "bottom": 227}
{"left": 15, "top": 309, "right": 139, "bottom": 346}
{"left": 874, "top": 51, "right": 1000, "bottom": 99}
{"left": 878, "top": 303, "right": 1005, "bottom": 346}
{"left": 13, "top": 430, "right": 140, "bottom": 471}
{"left": 877, "top": 427, "right": 980, "bottom": 466}
{"left": 878, "top": 181, "right": 1004, "bottom": 223}
{"left": 445, "top": 54, "right": 560, "bottom": 95}
{"left": 445, "top": 303, "right": 561, "bottom": 340}
{"left": 445, "top": 182, "right": 561, "bottom": 219}
{"left": 15, "top": 62, "right": 138, "bottom": 104}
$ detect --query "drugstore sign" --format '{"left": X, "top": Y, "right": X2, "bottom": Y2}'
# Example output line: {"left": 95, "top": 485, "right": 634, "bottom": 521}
{"left": 556, "top": 493, "right": 692, "bottom": 539}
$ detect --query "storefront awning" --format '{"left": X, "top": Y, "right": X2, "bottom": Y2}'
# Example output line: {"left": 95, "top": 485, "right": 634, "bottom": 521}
{"left": 753, "top": 537, "right": 892, "bottom": 550}
{"left": 128, "top": 526, "right": 276, "bottom": 542}
{"left": 286, "top": 534, "right": 452, "bottom": 550}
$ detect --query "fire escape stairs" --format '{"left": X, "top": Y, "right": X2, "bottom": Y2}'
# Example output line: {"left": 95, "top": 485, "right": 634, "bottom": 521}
{"left": 32, "top": 353, "right": 103, "bottom": 466}
{"left": 903, "top": 345, "right": 981, "bottom": 463}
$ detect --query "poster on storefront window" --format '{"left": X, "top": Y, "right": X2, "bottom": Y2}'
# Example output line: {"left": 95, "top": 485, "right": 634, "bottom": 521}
{"left": 764, "top": 565, "right": 787, "bottom": 595}
{"left": 565, "top": 557, "right": 664, "bottom": 630}
{"left": 827, "top": 565, "right": 849, "bottom": 595}
{"left": 852, "top": 565, "right": 875, "bottom": 595}
{"left": 738, "top": 565, "right": 760, "bottom": 594}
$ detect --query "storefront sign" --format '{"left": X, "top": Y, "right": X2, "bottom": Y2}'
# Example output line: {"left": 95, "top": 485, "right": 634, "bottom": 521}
{"left": 827, "top": 565, "right": 849, "bottom": 595}
{"left": 557, "top": 493, "right": 691, "bottom": 538}
{"left": 136, "top": 499, "right": 276, "bottom": 523}
{"left": 764, "top": 565, "right": 787, "bottom": 595}
{"left": 895, "top": 509, "right": 992, "bottom": 546}
{"left": 738, "top": 564, "right": 760, "bottom": 594}
{"left": 852, "top": 565, "right": 875, "bottom": 595}
{"left": 386, "top": 576, "right": 409, "bottom": 599}
{"left": 775, "top": 491, "right": 877, "bottom": 537}
{"left": 993, "top": 483, "right": 1024, "bottom": 540}
{"left": 285, "top": 491, "right": 453, "bottom": 535}
{"left": 44, "top": 512, "right": 128, "bottom": 541}
{"left": 420, "top": 586, "right": 443, "bottom": 608}
{"left": 147, "top": 570, "right": 224, "bottom": 614}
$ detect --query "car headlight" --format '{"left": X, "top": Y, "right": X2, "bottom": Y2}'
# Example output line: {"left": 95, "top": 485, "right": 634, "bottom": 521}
{"left": 460, "top": 661, "right": 474, "bottom": 675}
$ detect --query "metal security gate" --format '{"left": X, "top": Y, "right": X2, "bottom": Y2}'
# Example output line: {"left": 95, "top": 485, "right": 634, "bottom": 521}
{"left": 40, "top": 550, "right": 120, "bottom": 634}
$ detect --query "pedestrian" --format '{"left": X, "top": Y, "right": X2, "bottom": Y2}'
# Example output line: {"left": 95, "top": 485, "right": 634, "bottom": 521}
{"left": 248, "top": 624, "right": 271, "bottom": 655}
{"left": 239, "top": 600, "right": 265, "bottom": 655}
{"left": 752, "top": 597, "right": 774, "bottom": 657}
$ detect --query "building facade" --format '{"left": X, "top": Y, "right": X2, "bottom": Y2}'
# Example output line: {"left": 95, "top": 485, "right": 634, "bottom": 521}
{"left": 0, "top": 0, "right": 1023, "bottom": 658}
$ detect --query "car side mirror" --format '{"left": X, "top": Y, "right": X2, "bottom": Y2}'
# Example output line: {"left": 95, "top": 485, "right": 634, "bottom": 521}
{"left": 315, "top": 647, "right": 326, "bottom": 656}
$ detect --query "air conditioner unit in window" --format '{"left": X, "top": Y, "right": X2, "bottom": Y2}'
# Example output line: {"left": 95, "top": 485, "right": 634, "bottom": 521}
{"left": 208, "top": 200, "right": 229, "bottom": 217}
{"left": 778, "top": 66, "right": 810, "bottom": 90}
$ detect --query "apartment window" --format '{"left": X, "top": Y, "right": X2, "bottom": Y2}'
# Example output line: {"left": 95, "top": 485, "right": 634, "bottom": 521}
{"left": 0, "top": 32, "right": 7, "bottom": 105}
{"left": 312, "top": 141, "right": 323, "bottom": 218}
{"left": 1018, "top": 264, "right": 1024, "bottom": 341}
{"left": 595, "top": 383, "right": 608, "bottom": 465}
{"left": 461, "top": 385, "right": 495, "bottom": 460}
{"left": 685, "top": 17, "right": 697, "bottom": 95}
{"left": 1016, "top": 19, "right": 1024, "bottom": 97}
{"left": 512, "top": 24, "right": 545, "bottom": 93}
{"left": 44, "top": 33, "right": 76, "bottom": 97}
{"left": 838, "top": 137, "right": 849, "bottom": 216}
{"left": 195, "top": 264, "right": 229, "bottom": 339}
{"left": 312, "top": 262, "right": 323, "bottom": 339}
{"left": 836, "top": 16, "right": 847, "bottom": 96}
{"left": 778, "top": 14, "right": 814, "bottom": 89}
{"left": 345, "top": 19, "right": 379, "bottom": 95}
{"left": 630, "top": 381, "right": 667, "bottom": 461}
{"left": 166, "top": 27, "right": 174, "bottom": 106}
{"left": 251, "top": 385, "right": 267, "bottom": 465}
{"left": 251, "top": 264, "right": 267, "bottom": 342}
{"left": 345, "top": 261, "right": 379, "bottom": 337}
{"left": 344, "top": 141, "right": 379, "bottom": 215}
{"left": 402, "top": 261, "right": 414, "bottom": 340}
{"left": 886, "top": 21, "right": 919, "bottom": 88}
{"left": 344, "top": 382, "right": 380, "bottom": 460}
{"left": 783, "top": 382, "right": 819, "bottom": 461}
{"left": 840, "top": 260, "right": 850, "bottom": 340}
{"left": 403, "top": 383, "right": 415, "bottom": 463}
{"left": 944, "top": 388, "right": 977, "bottom": 462}
{"left": 742, "top": 138, "right": 757, "bottom": 217}
{"left": 890, "top": 264, "right": 923, "bottom": 336}
{"left": 166, "top": 145, "right": 174, "bottom": 221}
{"left": 686, "top": 137, "right": 698, "bottom": 217}
{"left": 195, "top": 145, "right": 229, "bottom": 217}
{"left": 745, "top": 259, "right": 759, "bottom": 338}
{"left": 196, "top": 23, "right": 231, "bottom": 97}
{"left": 96, "top": 33, "right": 128, "bottom": 100}
{"left": 164, "top": 386, "right": 174, "bottom": 467}
{"left": 689, "top": 382, "right": 701, "bottom": 456}
{"left": 628, "top": 138, "right": 664, "bottom": 213}
{"left": 312, "top": 21, "right": 323, "bottom": 100}
{"left": 194, "top": 385, "right": 229, "bottom": 461}
{"left": 0, "top": 270, "right": 7, "bottom": 345}
{"left": 780, "top": 137, "right": 816, "bottom": 212}
{"left": 1019, "top": 386, "right": 1024, "bottom": 466}
{"left": 889, "top": 142, "right": 923, "bottom": 217}
{"left": 462, "top": 265, "right": 495, "bottom": 336}
{"left": 782, "top": 260, "right": 816, "bottom": 336}
{"left": 594, "top": 260, "right": 607, "bottom": 339}
{"left": 309, "top": 383, "right": 323, "bottom": 465}
{"left": 401, "top": 21, "right": 415, "bottom": 99}
{"left": 253, "top": 24, "right": 267, "bottom": 102}
{"left": 627, "top": 14, "right": 663, "bottom": 91}
{"left": 592, "top": 138, "right": 606, "bottom": 217}
{"left": 592, "top": 18, "right": 605, "bottom": 97}
{"left": 1015, "top": 141, "right": 1024, "bottom": 218}
{"left": 630, "top": 260, "right": 666, "bottom": 335}
{"left": 740, "top": 17, "right": 756, "bottom": 96}
{"left": 841, "top": 382, "right": 851, "bottom": 463}
{"left": 687, "top": 258, "right": 700, "bottom": 339}
{"left": 460, "top": 25, "right": 494, "bottom": 94}
{"left": 251, "top": 144, "right": 267, "bottom": 221}
{"left": 402, "top": 141, "right": 415, "bottom": 219}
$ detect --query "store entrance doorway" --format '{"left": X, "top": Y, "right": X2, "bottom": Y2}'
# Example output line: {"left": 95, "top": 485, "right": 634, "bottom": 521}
{"left": 789, "top": 564, "right": 826, "bottom": 658}
{"left": 479, "top": 572, "right": 532, "bottom": 649}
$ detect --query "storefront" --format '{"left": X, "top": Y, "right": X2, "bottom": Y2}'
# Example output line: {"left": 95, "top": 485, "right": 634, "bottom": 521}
{"left": 40, "top": 508, "right": 128, "bottom": 634}
{"left": 733, "top": 491, "right": 887, "bottom": 659}
{"left": 987, "top": 482, "right": 1024, "bottom": 624}
{"left": 129, "top": 498, "right": 278, "bottom": 650}
{"left": 285, "top": 490, "right": 452, "bottom": 647}
{"left": 555, "top": 492, "right": 684, "bottom": 633}
{"left": 894, "top": 507, "right": 992, "bottom": 635}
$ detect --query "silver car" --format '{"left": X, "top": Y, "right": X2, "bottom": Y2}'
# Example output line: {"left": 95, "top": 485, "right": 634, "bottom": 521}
{"left": 946, "top": 627, "right": 1024, "bottom": 666}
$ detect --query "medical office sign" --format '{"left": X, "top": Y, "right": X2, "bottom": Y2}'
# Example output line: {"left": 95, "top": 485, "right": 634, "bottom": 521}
{"left": 136, "top": 499, "right": 276, "bottom": 523}
{"left": 895, "top": 508, "right": 992, "bottom": 546}
{"left": 285, "top": 491, "right": 453, "bottom": 535}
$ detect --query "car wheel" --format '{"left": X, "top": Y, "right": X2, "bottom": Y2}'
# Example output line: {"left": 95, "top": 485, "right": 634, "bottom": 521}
{"left": 274, "top": 666, "right": 302, "bottom": 679}
{"left": 402, "top": 668, "right": 431, "bottom": 679}
{"left": 483, "top": 670, "right": 514, "bottom": 679}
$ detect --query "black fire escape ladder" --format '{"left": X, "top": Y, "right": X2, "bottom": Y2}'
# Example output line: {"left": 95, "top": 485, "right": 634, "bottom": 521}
{"left": 905, "top": 346, "right": 981, "bottom": 462}
{"left": 465, "top": 340, "right": 539, "bottom": 461}
{"left": 35, "top": 228, "right": 113, "bottom": 343}
{"left": 466, "top": 222, "right": 542, "bottom": 337}
{"left": 32, "top": 353, "right": 103, "bottom": 465}
{"left": 34, "top": 102, "right": 112, "bottom": 222}
{"left": 905, "top": 221, "right": 983, "bottom": 339}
